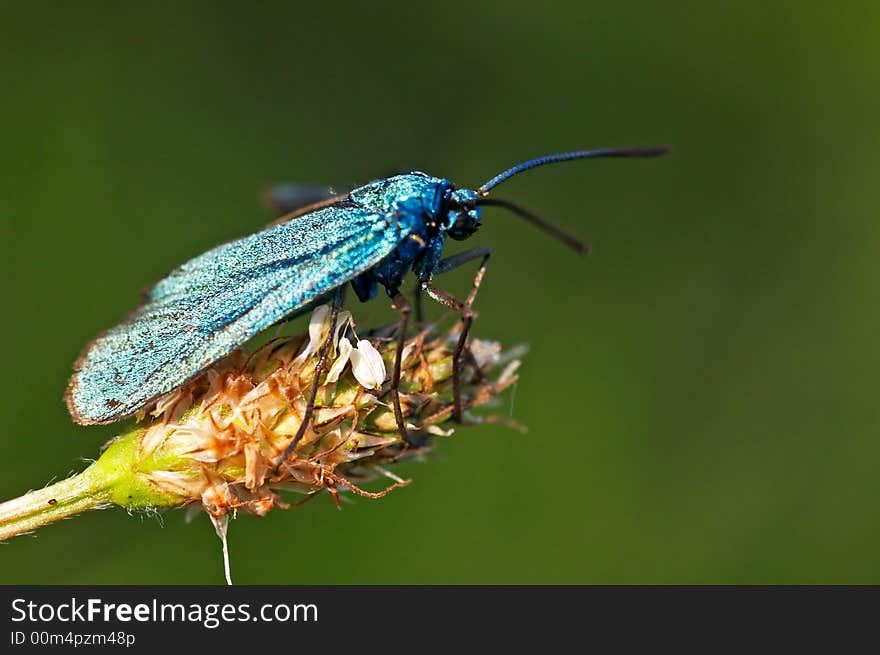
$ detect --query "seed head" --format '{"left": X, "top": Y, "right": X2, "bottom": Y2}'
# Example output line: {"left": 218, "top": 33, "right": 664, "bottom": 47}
{"left": 0, "top": 303, "right": 522, "bottom": 581}
{"left": 119, "top": 305, "right": 522, "bottom": 522}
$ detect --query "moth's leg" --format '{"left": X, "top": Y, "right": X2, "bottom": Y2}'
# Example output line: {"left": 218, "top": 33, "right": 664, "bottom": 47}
{"left": 389, "top": 291, "right": 413, "bottom": 444}
{"left": 421, "top": 246, "right": 492, "bottom": 422}
{"left": 412, "top": 282, "right": 425, "bottom": 325}
{"left": 275, "top": 287, "right": 344, "bottom": 469}
{"left": 432, "top": 246, "right": 492, "bottom": 278}
{"left": 433, "top": 248, "right": 493, "bottom": 384}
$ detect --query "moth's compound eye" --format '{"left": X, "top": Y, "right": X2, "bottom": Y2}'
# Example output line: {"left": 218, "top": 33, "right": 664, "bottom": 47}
{"left": 445, "top": 188, "right": 482, "bottom": 240}
{"left": 448, "top": 211, "right": 480, "bottom": 240}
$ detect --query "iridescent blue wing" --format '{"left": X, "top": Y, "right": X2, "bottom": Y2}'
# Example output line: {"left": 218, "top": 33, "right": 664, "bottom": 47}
{"left": 66, "top": 203, "right": 408, "bottom": 425}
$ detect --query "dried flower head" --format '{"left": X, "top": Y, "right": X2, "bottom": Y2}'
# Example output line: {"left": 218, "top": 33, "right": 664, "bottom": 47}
{"left": 132, "top": 304, "right": 520, "bottom": 521}
{"left": 0, "top": 304, "right": 523, "bottom": 584}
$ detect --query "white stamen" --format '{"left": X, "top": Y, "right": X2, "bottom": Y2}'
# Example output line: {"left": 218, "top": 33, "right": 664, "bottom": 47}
{"left": 400, "top": 341, "right": 417, "bottom": 365}
{"left": 331, "top": 311, "right": 353, "bottom": 356}
{"left": 349, "top": 340, "right": 387, "bottom": 390}
{"left": 498, "top": 360, "right": 521, "bottom": 385}
{"left": 326, "top": 336, "right": 353, "bottom": 383}
{"left": 293, "top": 305, "right": 354, "bottom": 371}
{"left": 371, "top": 464, "right": 407, "bottom": 484}
{"left": 425, "top": 424, "right": 455, "bottom": 437}
{"left": 469, "top": 339, "right": 502, "bottom": 369}
{"left": 209, "top": 513, "right": 232, "bottom": 586}
{"left": 292, "top": 304, "right": 331, "bottom": 367}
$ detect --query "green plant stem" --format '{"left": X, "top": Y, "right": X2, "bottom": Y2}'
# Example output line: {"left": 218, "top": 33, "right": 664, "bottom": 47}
{"left": 0, "top": 468, "right": 112, "bottom": 541}
{"left": 0, "top": 429, "right": 185, "bottom": 541}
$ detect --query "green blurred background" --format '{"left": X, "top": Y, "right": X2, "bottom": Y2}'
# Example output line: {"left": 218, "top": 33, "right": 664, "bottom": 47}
{"left": 2, "top": 2, "right": 879, "bottom": 584}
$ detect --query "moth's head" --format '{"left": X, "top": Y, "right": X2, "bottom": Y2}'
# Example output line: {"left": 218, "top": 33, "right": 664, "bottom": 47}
{"left": 444, "top": 188, "right": 482, "bottom": 240}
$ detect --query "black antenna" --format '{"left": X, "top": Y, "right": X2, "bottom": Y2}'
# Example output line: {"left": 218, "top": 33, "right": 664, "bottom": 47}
{"left": 479, "top": 146, "right": 668, "bottom": 194}
{"left": 474, "top": 197, "right": 590, "bottom": 255}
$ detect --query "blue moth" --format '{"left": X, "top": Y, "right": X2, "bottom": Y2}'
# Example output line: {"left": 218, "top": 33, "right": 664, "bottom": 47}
{"left": 66, "top": 147, "right": 666, "bottom": 462}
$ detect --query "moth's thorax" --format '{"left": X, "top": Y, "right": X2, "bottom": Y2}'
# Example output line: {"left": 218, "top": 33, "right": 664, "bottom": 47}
{"left": 349, "top": 172, "right": 453, "bottom": 227}
{"left": 346, "top": 173, "right": 453, "bottom": 298}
